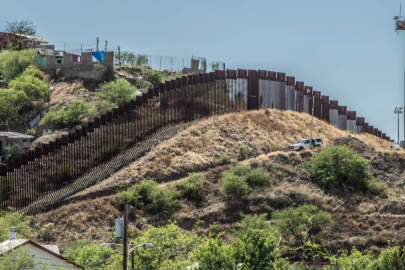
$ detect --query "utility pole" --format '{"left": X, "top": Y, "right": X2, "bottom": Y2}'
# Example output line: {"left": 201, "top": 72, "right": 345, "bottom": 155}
{"left": 118, "top": 46, "right": 121, "bottom": 66}
{"left": 96, "top": 37, "right": 99, "bottom": 51}
{"left": 123, "top": 204, "right": 128, "bottom": 270}
{"left": 105, "top": 40, "right": 107, "bottom": 51}
{"left": 171, "top": 57, "right": 172, "bottom": 71}
{"left": 310, "top": 95, "right": 315, "bottom": 148}
{"left": 160, "top": 56, "right": 162, "bottom": 70}
{"left": 81, "top": 44, "right": 82, "bottom": 54}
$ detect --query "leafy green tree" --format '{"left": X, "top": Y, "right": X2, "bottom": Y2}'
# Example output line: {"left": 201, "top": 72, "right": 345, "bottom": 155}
{"left": 64, "top": 240, "right": 122, "bottom": 270}
{"left": 132, "top": 222, "right": 201, "bottom": 270}
{"left": 0, "top": 88, "right": 28, "bottom": 125}
{"left": 370, "top": 246, "right": 405, "bottom": 270}
{"left": 136, "top": 54, "right": 149, "bottom": 66}
{"left": 232, "top": 229, "right": 288, "bottom": 270}
{"left": 40, "top": 100, "right": 96, "bottom": 128}
{"left": 0, "top": 210, "right": 31, "bottom": 242}
{"left": 233, "top": 213, "right": 273, "bottom": 239}
{"left": 0, "top": 49, "right": 37, "bottom": 81}
{"left": 194, "top": 237, "right": 234, "bottom": 270}
{"left": 95, "top": 78, "right": 137, "bottom": 106}
{"left": 148, "top": 70, "right": 164, "bottom": 86}
{"left": 4, "top": 20, "right": 37, "bottom": 50}
{"left": 272, "top": 204, "right": 332, "bottom": 245}
{"left": 114, "top": 51, "right": 136, "bottom": 66}
{"left": 0, "top": 248, "right": 51, "bottom": 270}
{"left": 306, "top": 145, "right": 370, "bottom": 189}
{"left": 8, "top": 66, "right": 48, "bottom": 100}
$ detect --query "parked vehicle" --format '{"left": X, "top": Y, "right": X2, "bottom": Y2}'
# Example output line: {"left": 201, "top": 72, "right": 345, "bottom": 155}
{"left": 389, "top": 144, "right": 401, "bottom": 151}
{"left": 289, "top": 138, "right": 323, "bottom": 151}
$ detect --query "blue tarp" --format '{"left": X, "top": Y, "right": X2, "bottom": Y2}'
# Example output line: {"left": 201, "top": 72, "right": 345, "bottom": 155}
{"left": 92, "top": 50, "right": 104, "bottom": 62}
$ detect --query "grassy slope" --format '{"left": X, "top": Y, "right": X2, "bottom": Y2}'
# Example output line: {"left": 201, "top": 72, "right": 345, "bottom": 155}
{"left": 30, "top": 109, "right": 405, "bottom": 253}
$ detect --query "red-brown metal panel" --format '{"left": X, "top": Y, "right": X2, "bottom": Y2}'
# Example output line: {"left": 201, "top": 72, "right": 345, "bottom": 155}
{"left": 199, "top": 73, "right": 205, "bottom": 83}
{"left": 356, "top": 117, "right": 365, "bottom": 126}
{"left": 205, "top": 73, "right": 210, "bottom": 82}
{"left": 330, "top": 100, "right": 338, "bottom": 109}
{"left": 238, "top": 69, "right": 248, "bottom": 79}
{"left": 226, "top": 69, "right": 236, "bottom": 79}
{"left": 193, "top": 74, "right": 199, "bottom": 85}
{"left": 258, "top": 70, "right": 267, "bottom": 80}
{"left": 112, "top": 108, "right": 119, "bottom": 119}
{"left": 75, "top": 128, "right": 82, "bottom": 140}
{"left": 321, "top": 95, "right": 330, "bottom": 122}
{"left": 338, "top": 106, "right": 347, "bottom": 115}
{"left": 142, "top": 93, "right": 148, "bottom": 104}
{"left": 21, "top": 154, "right": 28, "bottom": 166}
{"left": 135, "top": 96, "right": 142, "bottom": 106}
{"left": 373, "top": 128, "right": 378, "bottom": 136}
{"left": 364, "top": 122, "right": 369, "bottom": 131}
{"left": 268, "top": 71, "right": 277, "bottom": 81}
{"left": 313, "top": 90, "right": 322, "bottom": 119}
{"left": 368, "top": 125, "right": 374, "bottom": 134}
{"left": 14, "top": 158, "right": 21, "bottom": 170}
{"left": 209, "top": 72, "right": 215, "bottom": 82}
{"left": 160, "top": 83, "right": 166, "bottom": 94}
{"left": 377, "top": 130, "right": 382, "bottom": 137}
{"left": 215, "top": 70, "right": 225, "bottom": 80}
{"left": 7, "top": 162, "right": 14, "bottom": 173}
{"left": 286, "top": 76, "right": 295, "bottom": 86}
{"left": 248, "top": 69, "right": 259, "bottom": 110}
{"left": 304, "top": 86, "right": 313, "bottom": 96}
{"left": 68, "top": 132, "right": 75, "bottom": 143}
{"left": 176, "top": 77, "right": 183, "bottom": 88}
{"left": 0, "top": 164, "right": 6, "bottom": 176}
{"left": 277, "top": 72, "right": 286, "bottom": 82}
{"left": 295, "top": 81, "right": 304, "bottom": 91}
{"left": 49, "top": 141, "right": 55, "bottom": 152}
{"left": 187, "top": 75, "right": 194, "bottom": 85}
{"left": 347, "top": 111, "right": 356, "bottom": 120}
{"left": 382, "top": 133, "right": 386, "bottom": 139}
{"left": 148, "top": 88, "right": 154, "bottom": 99}
{"left": 42, "top": 144, "right": 49, "bottom": 156}
{"left": 81, "top": 125, "right": 88, "bottom": 137}
{"left": 61, "top": 135, "right": 69, "bottom": 146}
{"left": 154, "top": 85, "right": 160, "bottom": 95}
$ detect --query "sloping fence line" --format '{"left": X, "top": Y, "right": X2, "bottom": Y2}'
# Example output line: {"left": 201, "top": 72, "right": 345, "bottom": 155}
{"left": 0, "top": 69, "right": 388, "bottom": 213}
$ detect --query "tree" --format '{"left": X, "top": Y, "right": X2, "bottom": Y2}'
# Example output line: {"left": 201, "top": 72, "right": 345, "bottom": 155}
{"left": 306, "top": 145, "right": 370, "bottom": 190}
{"left": 272, "top": 204, "right": 332, "bottom": 245}
{"left": 136, "top": 54, "right": 149, "bottom": 66}
{"left": 193, "top": 237, "right": 234, "bottom": 270}
{"left": 0, "top": 50, "right": 37, "bottom": 81}
{"left": 8, "top": 66, "right": 48, "bottom": 100}
{"left": 221, "top": 172, "right": 249, "bottom": 200}
{"left": 95, "top": 78, "right": 137, "bottom": 106}
{"left": 0, "top": 88, "right": 28, "bottom": 126}
{"left": 4, "top": 20, "right": 37, "bottom": 50}
{"left": 114, "top": 51, "right": 136, "bottom": 66}
{"left": 132, "top": 222, "right": 201, "bottom": 269}
{"left": 40, "top": 100, "right": 96, "bottom": 128}
{"left": 231, "top": 229, "right": 288, "bottom": 270}
{"left": 0, "top": 210, "right": 31, "bottom": 242}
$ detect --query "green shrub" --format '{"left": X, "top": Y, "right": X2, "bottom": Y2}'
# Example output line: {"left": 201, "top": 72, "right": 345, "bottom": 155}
{"left": 232, "top": 164, "right": 251, "bottom": 177}
{"left": 95, "top": 78, "right": 137, "bottom": 106}
{"left": 233, "top": 213, "right": 272, "bottom": 238}
{"left": 306, "top": 145, "right": 370, "bottom": 190}
{"left": 178, "top": 173, "right": 205, "bottom": 200}
{"left": 148, "top": 70, "right": 164, "bottom": 86}
{"left": 117, "top": 180, "right": 178, "bottom": 213}
{"left": 221, "top": 172, "right": 249, "bottom": 200}
{"left": 238, "top": 145, "right": 250, "bottom": 158}
{"left": 245, "top": 168, "right": 271, "bottom": 188}
{"left": 219, "top": 154, "right": 230, "bottom": 164}
{"left": 367, "top": 178, "right": 388, "bottom": 196}
{"left": 230, "top": 158, "right": 238, "bottom": 166}
{"left": 261, "top": 141, "right": 279, "bottom": 153}
{"left": 40, "top": 100, "right": 96, "bottom": 128}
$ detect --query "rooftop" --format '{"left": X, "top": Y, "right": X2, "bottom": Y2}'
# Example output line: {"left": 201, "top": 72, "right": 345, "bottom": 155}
{"left": 0, "top": 132, "right": 34, "bottom": 139}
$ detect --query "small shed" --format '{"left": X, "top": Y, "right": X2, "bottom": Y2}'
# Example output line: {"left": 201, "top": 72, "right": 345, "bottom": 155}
{"left": 0, "top": 132, "right": 34, "bottom": 161}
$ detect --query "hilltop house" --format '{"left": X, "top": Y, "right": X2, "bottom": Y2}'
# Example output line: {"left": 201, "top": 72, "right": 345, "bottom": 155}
{"left": 0, "top": 32, "right": 49, "bottom": 50}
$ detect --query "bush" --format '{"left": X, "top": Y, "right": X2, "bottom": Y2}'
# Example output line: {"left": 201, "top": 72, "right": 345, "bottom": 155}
{"left": 272, "top": 204, "right": 332, "bottom": 244}
{"left": 367, "top": 178, "right": 388, "bottom": 196}
{"left": 221, "top": 172, "right": 249, "bottom": 200}
{"left": 232, "top": 164, "right": 251, "bottom": 177}
{"left": 262, "top": 141, "right": 279, "bottom": 153}
{"left": 178, "top": 173, "right": 205, "bottom": 200}
{"left": 40, "top": 100, "right": 96, "bottom": 128}
{"left": 238, "top": 145, "right": 250, "bottom": 158}
{"left": 230, "top": 158, "right": 238, "bottom": 166}
{"left": 95, "top": 78, "right": 137, "bottom": 106}
{"left": 8, "top": 66, "right": 49, "bottom": 100}
{"left": 219, "top": 154, "right": 230, "bottom": 164}
{"left": 117, "top": 180, "right": 178, "bottom": 213}
{"left": 148, "top": 70, "right": 164, "bottom": 86}
{"left": 245, "top": 168, "right": 271, "bottom": 188}
{"left": 233, "top": 213, "right": 272, "bottom": 238}
{"left": 306, "top": 145, "right": 370, "bottom": 190}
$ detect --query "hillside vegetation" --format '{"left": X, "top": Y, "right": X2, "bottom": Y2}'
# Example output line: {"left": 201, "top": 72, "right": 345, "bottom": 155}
{"left": 24, "top": 109, "right": 405, "bottom": 267}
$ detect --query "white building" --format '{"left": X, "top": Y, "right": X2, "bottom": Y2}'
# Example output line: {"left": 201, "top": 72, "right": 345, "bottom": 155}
{"left": 0, "top": 238, "right": 83, "bottom": 269}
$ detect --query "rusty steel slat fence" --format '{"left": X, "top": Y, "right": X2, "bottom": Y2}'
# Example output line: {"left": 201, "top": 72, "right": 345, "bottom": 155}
{"left": 0, "top": 69, "right": 388, "bottom": 213}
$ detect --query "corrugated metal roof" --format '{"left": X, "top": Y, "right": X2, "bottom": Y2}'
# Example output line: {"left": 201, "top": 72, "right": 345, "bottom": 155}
{"left": 0, "top": 239, "right": 29, "bottom": 253}
{"left": 0, "top": 132, "right": 34, "bottom": 139}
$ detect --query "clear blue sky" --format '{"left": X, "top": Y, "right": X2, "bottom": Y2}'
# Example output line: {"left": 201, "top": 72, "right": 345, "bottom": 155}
{"left": 2, "top": 0, "right": 405, "bottom": 140}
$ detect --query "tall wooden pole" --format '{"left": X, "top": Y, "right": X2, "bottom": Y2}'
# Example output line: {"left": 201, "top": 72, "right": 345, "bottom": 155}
{"left": 118, "top": 46, "right": 121, "bottom": 66}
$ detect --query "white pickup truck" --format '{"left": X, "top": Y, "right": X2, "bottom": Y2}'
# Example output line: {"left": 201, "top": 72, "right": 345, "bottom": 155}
{"left": 289, "top": 138, "right": 323, "bottom": 151}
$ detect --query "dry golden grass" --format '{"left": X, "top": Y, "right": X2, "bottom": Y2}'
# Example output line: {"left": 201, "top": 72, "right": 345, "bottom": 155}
{"left": 72, "top": 109, "right": 394, "bottom": 198}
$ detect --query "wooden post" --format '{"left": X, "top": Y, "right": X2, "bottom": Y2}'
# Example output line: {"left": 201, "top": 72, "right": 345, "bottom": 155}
{"left": 123, "top": 204, "right": 128, "bottom": 270}
{"left": 96, "top": 37, "right": 99, "bottom": 51}
{"left": 105, "top": 40, "right": 107, "bottom": 51}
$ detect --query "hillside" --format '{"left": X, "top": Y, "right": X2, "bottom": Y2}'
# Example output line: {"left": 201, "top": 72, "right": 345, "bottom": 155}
{"left": 29, "top": 109, "right": 405, "bottom": 255}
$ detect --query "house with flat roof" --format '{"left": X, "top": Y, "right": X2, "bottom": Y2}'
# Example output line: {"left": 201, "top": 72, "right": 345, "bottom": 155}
{"left": 0, "top": 132, "right": 34, "bottom": 162}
